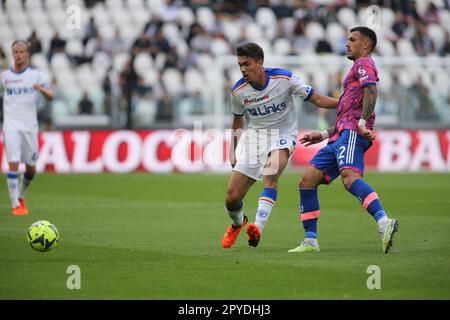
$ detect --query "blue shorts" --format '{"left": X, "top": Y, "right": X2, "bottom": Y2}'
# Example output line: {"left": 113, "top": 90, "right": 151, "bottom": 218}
{"left": 310, "top": 129, "right": 372, "bottom": 184}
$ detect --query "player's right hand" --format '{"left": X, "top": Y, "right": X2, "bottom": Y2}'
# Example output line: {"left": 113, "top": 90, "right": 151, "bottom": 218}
{"left": 300, "top": 132, "right": 324, "bottom": 146}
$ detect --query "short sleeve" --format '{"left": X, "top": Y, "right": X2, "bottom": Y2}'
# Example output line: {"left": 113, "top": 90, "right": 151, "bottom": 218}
{"left": 355, "top": 60, "right": 378, "bottom": 88}
{"left": 38, "top": 71, "right": 50, "bottom": 88}
{"left": 230, "top": 93, "right": 245, "bottom": 116}
{"left": 290, "top": 73, "right": 314, "bottom": 101}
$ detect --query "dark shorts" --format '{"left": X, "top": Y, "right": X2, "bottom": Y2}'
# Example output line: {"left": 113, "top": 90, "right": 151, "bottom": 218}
{"left": 310, "top": 129, "right": 372, "bottom": 184}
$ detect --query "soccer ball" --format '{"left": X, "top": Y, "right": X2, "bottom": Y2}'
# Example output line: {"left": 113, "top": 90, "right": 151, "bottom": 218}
{"left": 27, "top": 220, "right": 59, "bottom": 252}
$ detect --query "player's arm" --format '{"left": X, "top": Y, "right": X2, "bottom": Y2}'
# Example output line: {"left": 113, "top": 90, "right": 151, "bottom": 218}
{"left": 229, "top": 114, "right": 245, "bottom": 168}
{"left": 300, "top": 126, "right": 335, "bottom": 147}
{"left": 358, "top": 84, "right": 377, "bottom": 141}
{"left": 33, "top": 83, "right": 54, "bottom": 101}
{"left": 308, "top": 91, "right": 339, "bottom": 109}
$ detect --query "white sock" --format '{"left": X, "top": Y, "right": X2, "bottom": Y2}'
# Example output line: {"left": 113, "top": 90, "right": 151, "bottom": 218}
{"left": 227, "top": 209, "right": 244, "bottom": 227}
{"left": 304, "top": 238, "right": 318, "bottom": 246}
{"left": 377, "top": 215, "right": 389, "bottom": 232}
{"left": 7, "top": 172, "right": 20, "bottom": 208}
{"left": 254, "top": 198, "right": 275, "bottom": 232}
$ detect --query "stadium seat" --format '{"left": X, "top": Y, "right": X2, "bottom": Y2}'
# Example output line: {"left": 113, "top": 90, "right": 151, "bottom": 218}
{"left": 195, "top": 53, "right": 214, "bottom": 71}
{"left": 147, "top": 0, "right": 164, "bottom": 11}
{"left": 45, "top": 0, "right": 62, "bottom": 8}
{"left": 305, "top": 22, "right": 325, "bottom": 43}
{"left": 162, "top": 22, "right": 181, "bottom": 44}
{"left": 142, "top": 68, "right": 158, "bottom": 86}
{"left": 175, "top": 40, "right": 189, "bottom": 59}
{"left": 66, "top": 39, "right": 84, "bottom": 57}
{"left": 222, "top": 20, "right": 242, "bottom": 44}
{"left": 5, "top": 0, "right": 22, "bottom": 11}
{"left": 133, "top": 52, "right": 154, "bottom": 77}
{"left": 127, "top": 0, "right": 145, "bottom": 10}
{"left": 210, "top": 38, "right": 230, "bottom": 56}
{"left": 433, "top": 69, "right": 450, "bottom": 93}
{"left": 273, "top": 38, "right": 292, "bottom": 56}
{"left": 14, "top": 25, "right": 33, "bottom": 40}
{"left": 376, "top": 38, "right": 396, "bottom": 56}
{"left": 196, "top": 7, "right": 216, "bottom": 32}
{"left": 31, "top": 53, "right": 49, "bottom": 72}
{"left": 428, "top": 24, "right": 445, "bottom": 51}
{"left": 244, "top": 23, "right": 263, "bottom": 42}
{"left": 91, "top": 51, "right": 111, "bottom": 79}
{"left": 161, "top": 68, "right": 183, "bottom": 95}
{"left": 134, "top": 98, "right": 157, "bottom": 126}
{"left": 112, "top": 52, "right": 130, "bottom": 72}
{"left": 106, "top": 0, "right": 125, "bottom": 10}
{"left": 337, "top": 7, "right": 357, "bottom": 29}
{"left": 177, "top": 7, "right": 195, "bottom": 28}
{"left": 326, "top": 22, "right": 346, "bottom": 53}
{"left": 184, "top": 68, "right": 204, "bottom": 93}
{"left": 98, "top": 23, "right": 116, "bottom": 40}
{"left": 24, "top": 0, "right": 43, "bottom": 10}
{"left": 396, "top": 38, "right": 417, "bottom": 56}
{"left": 255, "top": 7, "right": 277, "bottom": 29}
{"left": 381, "top": 7, "right": 395, "bottom": 29}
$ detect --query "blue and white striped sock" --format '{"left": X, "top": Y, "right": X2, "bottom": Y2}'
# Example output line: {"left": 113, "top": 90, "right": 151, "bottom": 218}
{"left": 7, "top": 172, "right": 20, "bottom": 208}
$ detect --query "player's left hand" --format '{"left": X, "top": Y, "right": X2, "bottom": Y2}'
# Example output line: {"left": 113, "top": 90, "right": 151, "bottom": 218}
{"left": 33, "top": 83, "right": 43, "bottom": 92}
{"left": 357, "top": 125, "right": 376, "bottom": 141}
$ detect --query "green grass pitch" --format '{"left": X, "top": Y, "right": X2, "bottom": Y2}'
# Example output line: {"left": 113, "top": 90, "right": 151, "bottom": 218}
{"left": 0, "top": 172, "right": 449, "bottom": 299}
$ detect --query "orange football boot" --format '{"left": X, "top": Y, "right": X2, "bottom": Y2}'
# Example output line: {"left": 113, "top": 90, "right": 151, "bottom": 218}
{"left": 246, "top": 223, "right": 261, "bottom": 247}
{"left": 221, "top": 215, "right": 248, "bottom": 248}
{"left": 12, "top": 206, "right": 27, "bottom": 216}
{"left": 19, "top": 199, "right": 29, "bottom": 215}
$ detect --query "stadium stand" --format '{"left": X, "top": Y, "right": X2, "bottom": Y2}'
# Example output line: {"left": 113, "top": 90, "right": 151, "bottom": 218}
{"left": 0, "top": 0, "right": 449, "bottom": 130}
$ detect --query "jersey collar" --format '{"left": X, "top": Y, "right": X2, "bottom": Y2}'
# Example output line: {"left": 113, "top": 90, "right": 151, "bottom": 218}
{"left": 249, "top": 69, "right": 270, "bottom": 91}
{"left": 10, "top": 66, "right": 29, "bottom": 74}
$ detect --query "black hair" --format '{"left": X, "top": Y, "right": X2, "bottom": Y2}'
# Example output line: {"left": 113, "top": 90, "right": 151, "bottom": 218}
{"left": 350, "top": 26, "right": 377, "bottom": 52}
{"left": 236, "top": 43, "right": 264, "bottom": 61}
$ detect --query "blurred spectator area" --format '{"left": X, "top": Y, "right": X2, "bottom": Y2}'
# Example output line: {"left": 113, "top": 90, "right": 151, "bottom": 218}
{"left": 0, "top": 0, "right": 449, "bottom": 129}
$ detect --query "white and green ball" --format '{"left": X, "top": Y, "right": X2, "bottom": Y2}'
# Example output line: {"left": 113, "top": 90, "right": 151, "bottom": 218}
{"left": 27, "top": 221, "right": 59, "bottom": 252}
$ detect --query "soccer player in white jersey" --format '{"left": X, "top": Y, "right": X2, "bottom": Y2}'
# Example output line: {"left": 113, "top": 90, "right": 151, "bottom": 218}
{"left": 0, "top": 40, "right": 53, "bottom": 215}
{"left": 221, "top": 43, "right": 339, "bottom": 248}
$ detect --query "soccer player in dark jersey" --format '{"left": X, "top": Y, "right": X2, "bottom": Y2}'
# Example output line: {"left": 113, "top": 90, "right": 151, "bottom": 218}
{"left": 289, "top": 27, "right": 399, "bottom": 254}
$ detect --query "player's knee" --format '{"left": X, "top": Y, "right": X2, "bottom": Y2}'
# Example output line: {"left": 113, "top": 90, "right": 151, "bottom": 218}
{"left": 225, "top": 189, "right": 243, "bottom": 208}
{"left": 340, "top": 171, "right": 358, "bottom": 190}
{"left": 263, "top": 176, "right": 278, "bottom": 189}
{"left": 299, "top": 174, "right": 317, "bottom": 188}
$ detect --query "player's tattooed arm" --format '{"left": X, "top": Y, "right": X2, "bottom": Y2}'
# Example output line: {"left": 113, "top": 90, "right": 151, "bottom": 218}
{"left": 361, "top": 84, "right": 377, "bottom": 120}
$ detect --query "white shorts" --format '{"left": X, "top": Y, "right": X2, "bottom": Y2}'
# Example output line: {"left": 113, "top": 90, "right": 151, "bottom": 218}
{"left": 233, "top": 128, "right": 297, "bottom": 181}
{"left": 2, "top": 130, "right": 39, "bottom": 166}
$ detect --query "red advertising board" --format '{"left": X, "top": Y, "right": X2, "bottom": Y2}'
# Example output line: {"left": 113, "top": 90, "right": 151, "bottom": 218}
{"left": 1, "top": 129, "right": 449, "bottom": 173}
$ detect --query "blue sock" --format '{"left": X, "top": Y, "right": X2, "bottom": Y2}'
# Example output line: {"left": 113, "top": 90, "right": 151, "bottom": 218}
{"left": 348, "top": 178, "right": 386, "bottom": 222}
{"left": 300, "top": 188, "right": 320, "bottom": 239}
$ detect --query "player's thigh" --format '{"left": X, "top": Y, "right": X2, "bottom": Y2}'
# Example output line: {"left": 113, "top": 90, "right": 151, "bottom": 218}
{"left": 262, "top": 148, "right": 290, "bottom": 180}
{"left": 309, "top": 144, "right": 340, "bottom": 184}
{"left": 20, "top": 131, "right": 39, "bottom": 166}
{"left": 226, "top": 170, "right": 256, "bottom": 202}
{"left": 3, "top": 130, "right": 22, "bottom": 164}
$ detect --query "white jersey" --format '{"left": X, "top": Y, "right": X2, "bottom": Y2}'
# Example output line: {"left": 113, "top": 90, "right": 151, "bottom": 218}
{"left": 231, "top": 68, "right": 314, "bottom": 136}
{"left": 1, "top": 67, "right": 49, "bottom": 132}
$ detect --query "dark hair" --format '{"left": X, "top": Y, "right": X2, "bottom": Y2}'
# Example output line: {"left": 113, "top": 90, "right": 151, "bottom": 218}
{"left": 350, "top": 26, "right": 377, "bottom": 52}
{"left": 11, "top": 40, "right": 30, "bottom": 52}
{"left": 236, "top": 43, "right": 264, "bottom": 61}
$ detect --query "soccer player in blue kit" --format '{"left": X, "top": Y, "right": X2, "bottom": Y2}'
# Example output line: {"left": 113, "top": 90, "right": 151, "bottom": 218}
{"left": 221, "top": 43, "right": 339, "bottom": 248}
